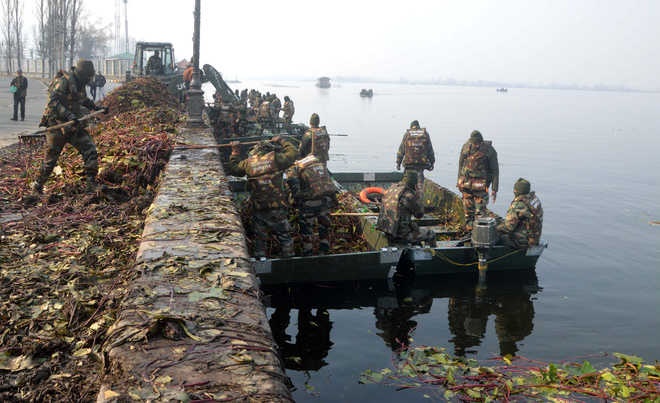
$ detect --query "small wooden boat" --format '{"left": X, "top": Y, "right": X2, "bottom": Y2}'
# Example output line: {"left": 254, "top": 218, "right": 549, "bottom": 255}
{"left": 360, "top": 89, "right": 373, "bottom": 97}
{"left": 316, "top": 77, "right": 331, "bottom": 88}
{"left": 226, "top": 171, "right": 547, "bottom": 285}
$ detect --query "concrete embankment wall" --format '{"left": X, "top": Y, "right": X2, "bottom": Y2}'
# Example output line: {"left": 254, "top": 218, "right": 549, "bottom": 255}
{"left": 99, "top": 126, "right": 291, "bottom": 401}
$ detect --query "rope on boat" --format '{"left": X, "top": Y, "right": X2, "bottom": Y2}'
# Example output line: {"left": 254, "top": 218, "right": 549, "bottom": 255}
{"left": 432, "top": 247, "right": 525, "bottom": 268}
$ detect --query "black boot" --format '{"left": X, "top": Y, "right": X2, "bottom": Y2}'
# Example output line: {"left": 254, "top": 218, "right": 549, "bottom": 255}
{"left": 85, "top": 176, "right": 100, "bottom": 193}
{"left": 30, "top": 181, "right": 44, "bottom": 194}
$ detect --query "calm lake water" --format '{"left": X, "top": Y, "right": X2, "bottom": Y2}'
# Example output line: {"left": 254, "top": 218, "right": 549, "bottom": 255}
{"left": 209, "top": 80, "right": 660, "bottom": 401}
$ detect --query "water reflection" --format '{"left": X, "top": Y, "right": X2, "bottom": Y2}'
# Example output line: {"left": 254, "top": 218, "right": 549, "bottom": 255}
{"left": 269, "top": 307, "right": 333, "bottom": 371}
{"left": 448, "top": 280, "right": 536, "bottom": 357}
{"left": 262, "top": 271, "right": 540, "bottom": 370}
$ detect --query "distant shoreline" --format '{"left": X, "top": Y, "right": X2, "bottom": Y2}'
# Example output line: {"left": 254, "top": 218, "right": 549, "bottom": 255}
{"left": 237, "top": 76, "right": 658, "bottom": 94}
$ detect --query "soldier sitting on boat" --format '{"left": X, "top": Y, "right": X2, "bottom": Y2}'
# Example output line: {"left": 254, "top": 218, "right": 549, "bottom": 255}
{"left": 286, "top": 154, "right": 338, "bottom": 256}
{"left": 496, "top": 178, "right": 543, "bottom": 248}
{"left": 376, "top": 171, "right": 436, "bottom": 246}
{"left": 229, "top": 136, "right": 298, "bottom": 258}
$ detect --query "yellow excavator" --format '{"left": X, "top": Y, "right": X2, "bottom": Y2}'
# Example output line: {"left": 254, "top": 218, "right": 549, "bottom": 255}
{"left": 127, "top": 41, "right": 238, "bottom": 103}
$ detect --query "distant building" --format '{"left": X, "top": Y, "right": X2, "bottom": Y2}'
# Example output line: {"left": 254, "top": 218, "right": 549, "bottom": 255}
{"left": 104, "top": 52, "right": 133, "bottom": 79}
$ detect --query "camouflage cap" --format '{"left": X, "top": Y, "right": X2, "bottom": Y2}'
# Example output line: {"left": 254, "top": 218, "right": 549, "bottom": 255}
{"left": 514, "top": 177, "right": 531, "bottom": 195}
{"left": 75, "top": 60, "right": 95, "bottom": 82}
{"left": 410, "top": 120, "right": 420, "bottom": 128}
{"left": 310, "top": 113, "right": 320, "bottom": 127}
{"left": 249, "top": 141, "right": 275, "bottom": 155}
{"left": 469, "top": 130, "right": 483, "bottom": 143}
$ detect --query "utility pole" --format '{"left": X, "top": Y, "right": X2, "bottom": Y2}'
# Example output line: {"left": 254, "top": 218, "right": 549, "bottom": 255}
{"left": 186, "top": 0, "right": 205, "bottom": 127}
{"left": 124, "top": 0, "right": 129, "bottom": 53}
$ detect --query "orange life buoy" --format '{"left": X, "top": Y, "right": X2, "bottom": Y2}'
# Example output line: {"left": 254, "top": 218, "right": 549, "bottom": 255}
{"left": 359, "top": 187, "right": 385, "bottom": 203}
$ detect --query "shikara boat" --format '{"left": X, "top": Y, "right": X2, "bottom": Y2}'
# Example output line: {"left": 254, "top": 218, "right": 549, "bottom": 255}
{"left": 226, "top": 171, "right": 547, "bottom": 285}
{"left": 360, "top": 89, "right": 374, "bottom": 97}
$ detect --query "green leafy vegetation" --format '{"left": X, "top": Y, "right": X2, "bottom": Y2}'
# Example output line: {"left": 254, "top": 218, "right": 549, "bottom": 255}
{"left": 360, "top": 345, "right": 659, "bottom": 401}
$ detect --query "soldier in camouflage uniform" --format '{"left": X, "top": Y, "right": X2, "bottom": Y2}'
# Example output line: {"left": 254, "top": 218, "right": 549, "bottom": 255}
{"left": 270, "top": 94, "right": 282, "bottom": 121}
{"left": 299, "top": 113, "right": 330, "bottom": 165}
{"left": 496, "top": 178, "right": 543, "bottom": 248}
{"left": 229, "top": 136, "right": 298, "bottom": 258}
{"left": 286, "top": 154, "right": 338, "bottom": 255}
{"left": 457, "top": 130, "right": 499, "bottom": 230}
{"left": 376, "top": 171, "right": 436, "bottom": 246}
{"left": 32, "top": 60, "right": 108, "bottom": 194}
{"left": 281, "top": 96, "right": 295, "bottom": 124}
{"left": 396, "top": 120, "right": 435, "bottom": 195}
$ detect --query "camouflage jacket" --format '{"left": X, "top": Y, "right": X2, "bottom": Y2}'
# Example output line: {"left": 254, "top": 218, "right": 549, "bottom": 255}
{"left": 42, "top": 72, "right": 96, "bottom": 127}
{"left": 282, "top": 100, "right": 295, "bottom": 118}
{"left": 496, "top": 191, "right": 543, "bottom": 246}
{"left": 377, "top": 183, "right": 424, "bottom": 238}
{"left": 286, "top": 154, "right": 337, "bottom": 202}
{"left": 229, "top": 140, "right": 297, "bottom": 210}
{"left": 396, "top": 128, "right": 435, "bottom": 169}
{"left": 457, "top": 140, "right": 499, "bottom": 192}
{"left": 299, "top": 126, "right": 330, "bottom": 163}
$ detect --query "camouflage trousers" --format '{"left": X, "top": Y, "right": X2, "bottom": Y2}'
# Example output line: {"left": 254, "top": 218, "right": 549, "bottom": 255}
{"left": 403, "top": 167, "right": 425, "bottom": 197}
{"left": 253, "top": 208, "right": 294, "bottom": 258}
{"left": 498, "top": 231, "right": 530, "bottom": 249}
{"left": 37, "top": 128, "right": 98, "bottom": 185}
{"left": 461, "top": 189, "right": 489, "bottom": 229}
{"left": 389, "top": 226, "right": 436, "bottom": 247}
{"left": 298, "top": 198, "right": 332, "bottom": 255}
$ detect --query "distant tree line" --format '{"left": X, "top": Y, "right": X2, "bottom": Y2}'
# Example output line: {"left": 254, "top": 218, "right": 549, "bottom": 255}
{"left": 1, "top": 0, "right": 112, "bottom": 77}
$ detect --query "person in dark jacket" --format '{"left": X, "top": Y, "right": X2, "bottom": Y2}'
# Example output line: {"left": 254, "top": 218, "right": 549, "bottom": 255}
{"left": 10, "top": 68, "right": 28, "bottom": 121}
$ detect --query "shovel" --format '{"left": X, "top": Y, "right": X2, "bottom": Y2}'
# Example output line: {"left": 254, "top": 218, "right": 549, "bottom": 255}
{"left": 17, "top": 109, "right": 107, "bottom": 143}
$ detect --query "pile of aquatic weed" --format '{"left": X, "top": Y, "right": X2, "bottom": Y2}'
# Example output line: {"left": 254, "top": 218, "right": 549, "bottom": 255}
{"left": 360, "top": 345, "right": 659, "bottom": 401}
{"left": 0, "top": 78, "right": 180, "bottom": 401}
{"left": 239, "top": 190, "right": 370, "bottom": 257}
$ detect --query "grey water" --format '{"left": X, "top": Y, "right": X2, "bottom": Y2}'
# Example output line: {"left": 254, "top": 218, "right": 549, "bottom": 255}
{"left": 210, "top": 81, "right": 660, "bottom": 401}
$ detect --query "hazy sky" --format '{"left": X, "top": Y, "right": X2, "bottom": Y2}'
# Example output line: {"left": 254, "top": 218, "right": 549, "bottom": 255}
{"left": 33, "top": 0, "right": 660, "bottom": 89}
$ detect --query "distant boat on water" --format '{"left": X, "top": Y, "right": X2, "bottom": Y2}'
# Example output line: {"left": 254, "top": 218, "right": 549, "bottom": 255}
{"left": 496, "top": 88, "right": 508, "bottom": 92}
{"left": 316, "top": 77, "right": 331, "bottom": 88}
{"left": 360, "top": 88, "right": 373, "bottom": 97}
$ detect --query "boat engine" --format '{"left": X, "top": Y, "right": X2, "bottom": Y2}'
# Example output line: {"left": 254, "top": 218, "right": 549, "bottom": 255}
{"left": 471, "top": 216, "right": 499, "bottom": 278}
{"left": 471, "top": 216, "right": 498, "bottom": 248}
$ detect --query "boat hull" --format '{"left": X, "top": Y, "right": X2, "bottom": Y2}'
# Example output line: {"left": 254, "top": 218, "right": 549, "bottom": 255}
{"left": 255, "top": 242, "right": 547, "bottom": 285}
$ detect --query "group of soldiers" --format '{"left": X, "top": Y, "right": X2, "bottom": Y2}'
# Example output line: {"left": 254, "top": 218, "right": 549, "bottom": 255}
{"left": 228, "top": 112, "right": 332, "bottom": 258}
{"left": 376, "top": 121, "right": 543, "bottom": 249}
{"left": 209, "top": 88, "right": 295, "bottom": 138}
{"left": 231, "top": 113, "right": 543, "bottom": 258}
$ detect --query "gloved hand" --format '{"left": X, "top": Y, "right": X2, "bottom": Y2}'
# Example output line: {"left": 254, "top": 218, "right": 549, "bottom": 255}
{"left": 428, "top": 164, "right": 434, "bottom": 171}
{"left": 102, "top": 106, "right": 109, "bottom": 114}
{"left": 230, "top": 141, "right": 241, "bottom": 155}
{"left": 396, "top": 163, "right": 401, "bottom": 171}
{"left": 70, "top": 117, "right": 80, "bottom": 128}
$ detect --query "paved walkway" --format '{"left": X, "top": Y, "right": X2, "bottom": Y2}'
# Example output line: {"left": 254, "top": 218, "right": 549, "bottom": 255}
{"left": 0, "top": 75, "right": 115, "bottom": 149}
{"left": 0, "top": 76, "right": 49, "bottom": 148}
